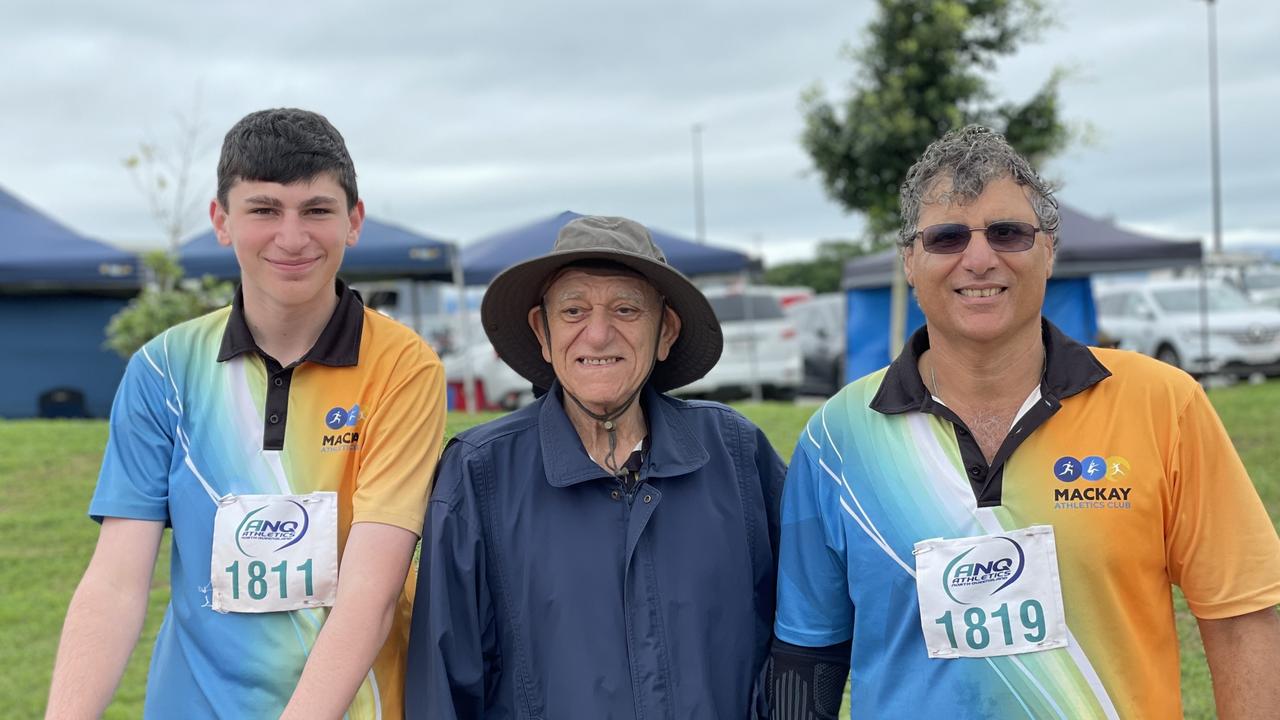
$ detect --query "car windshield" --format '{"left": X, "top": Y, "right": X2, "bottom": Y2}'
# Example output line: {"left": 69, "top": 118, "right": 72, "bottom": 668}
{"left": 708, "top": 294, "right": 785, "bottom": 322}
{"left": 1151, "top": 285, "right": 1255, "bottom": 313}
{"left": 1245, "top": 274, "right": 1280, "bottom": 291}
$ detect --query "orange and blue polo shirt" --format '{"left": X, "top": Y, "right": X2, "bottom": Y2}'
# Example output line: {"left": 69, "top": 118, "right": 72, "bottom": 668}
{"left": 776, "top": 319, "right": 1280, "bottom": 718}
{"left": 90, "top": 281, "right": 445, "bottom": 719}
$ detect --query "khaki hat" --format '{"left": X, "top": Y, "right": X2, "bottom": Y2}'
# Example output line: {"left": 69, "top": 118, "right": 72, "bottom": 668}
{"left": 480, "top": 215, "right": 723, "bottom": 392}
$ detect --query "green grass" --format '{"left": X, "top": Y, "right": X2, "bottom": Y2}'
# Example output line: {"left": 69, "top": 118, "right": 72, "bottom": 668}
{"left": 2, "top": 384, "right": 1275, "bottom": 718}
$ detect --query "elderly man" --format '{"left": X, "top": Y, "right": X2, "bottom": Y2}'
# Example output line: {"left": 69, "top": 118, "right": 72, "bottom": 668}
{"left": 406, "top": 216, "right": 785, "bottom": 718}
{"left": 768, "top": 126, "right": 1280, "bottom": 719}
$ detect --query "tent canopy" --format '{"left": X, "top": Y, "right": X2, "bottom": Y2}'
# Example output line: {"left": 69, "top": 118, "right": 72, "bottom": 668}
{"left": 0, "top": 186, "right": 138, "bottom": 289}
{"left": 843, "top": 204, "right": 1203, "bottom": 289}
{"left": 180, "top": 217, "right": 457, "bottom": 281}
{"left": 460, "top": 210, "right": 753, "bottom": 285}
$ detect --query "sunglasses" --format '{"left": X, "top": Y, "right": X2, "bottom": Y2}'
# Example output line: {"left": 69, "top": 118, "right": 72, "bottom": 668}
{"left": 914, "top": 221, "right": 1042, "bottom": 254}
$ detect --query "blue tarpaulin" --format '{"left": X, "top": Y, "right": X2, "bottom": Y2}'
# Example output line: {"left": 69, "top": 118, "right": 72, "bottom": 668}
{"left": 0, "top": 186, "right": 137, "bottom": 288}
{"left": 460, "top": 211, "right": 752, "bottom": 285}
{"left": 0, "top": 295, "right": 130, "bottom": 418}
{"left": 180, "top": 217, "right": 457, "bottom": 280}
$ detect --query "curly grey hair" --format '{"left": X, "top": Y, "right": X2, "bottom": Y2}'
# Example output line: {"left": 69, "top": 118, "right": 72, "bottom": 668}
{"left": 898, "top": 125, "right": 1059, "bottom": 249}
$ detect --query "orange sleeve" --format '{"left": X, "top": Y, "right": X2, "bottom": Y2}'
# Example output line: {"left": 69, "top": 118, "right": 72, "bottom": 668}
{"left": 1165, "top": 383, "right": 1280, "bottom": 619}
{"left": 351, "top": 341, "right": 447, "bottom": 535}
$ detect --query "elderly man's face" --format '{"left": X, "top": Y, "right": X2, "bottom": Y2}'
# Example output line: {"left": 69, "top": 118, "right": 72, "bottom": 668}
{"left": 529, "top": 268, "right": 681, "bottom": 412}
{"left": 903, "top": 175, "right": 1055, "bottom": 348}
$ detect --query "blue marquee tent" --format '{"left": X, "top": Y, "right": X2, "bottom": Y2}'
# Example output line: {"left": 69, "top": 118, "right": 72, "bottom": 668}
{"left": 0, "top": 186, "right": 137, "bottom": 289}
{"left": 461, "top": 210, "right": 752, "bottom": 285}
{"left": 180, "top": 217, "right": 457, "bottom": 280}
{"left": 840, "top": 204, "right": 1204, "bottom": 381}
{"left": 0, "top": 185, "right": 139, "bottom": 418}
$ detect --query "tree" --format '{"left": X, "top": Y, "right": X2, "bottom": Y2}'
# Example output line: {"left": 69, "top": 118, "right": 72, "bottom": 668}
{"left": 802, "top": 0, "right": 1070, "bottom": 239}
{"left": 764, "top": 239, "right": 878, "bottom": 293}
{"left": 105, "top": 251, "right": 233, "bottom": 358}
{"left": 108, "top": 89, "right": 232, "bottom": 358}
{"left": 123, "top": 90, "right": 210, "bottom": 253}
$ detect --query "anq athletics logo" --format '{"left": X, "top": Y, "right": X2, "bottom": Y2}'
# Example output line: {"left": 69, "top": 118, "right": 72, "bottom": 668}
{"left": 1051, "top": 454, "right": 1133, "bottom": 510}
{"left": 235, "top": 500, "right": 310, "bottom": 557}
{"left": 941, "top": 536, "right": 1026, "bottom": 605}
{"left": 321, "top": 403, "right": 362, "bottom": 453}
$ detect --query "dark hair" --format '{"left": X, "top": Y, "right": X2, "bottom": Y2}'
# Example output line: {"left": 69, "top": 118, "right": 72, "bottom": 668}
{"left": 216, "top": 108, "right": 358, "bottom": 210}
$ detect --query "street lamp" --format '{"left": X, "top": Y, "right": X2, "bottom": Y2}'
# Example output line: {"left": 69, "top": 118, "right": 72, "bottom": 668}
{"left": 691, "top": 123, "right": 706, "bottom": 243}
{"left": 1198, "top": 0, "right": 1223, "bottom": 256}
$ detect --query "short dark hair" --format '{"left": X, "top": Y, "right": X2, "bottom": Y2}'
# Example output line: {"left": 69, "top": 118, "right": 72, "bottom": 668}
{"left": 216, "top": 108, "right": 359, "bottom": 210}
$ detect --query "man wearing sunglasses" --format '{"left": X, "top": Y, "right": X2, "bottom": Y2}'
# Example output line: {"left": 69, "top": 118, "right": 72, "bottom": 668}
{"left": 767, "top": 125, "right": 1280, "bottom": 719}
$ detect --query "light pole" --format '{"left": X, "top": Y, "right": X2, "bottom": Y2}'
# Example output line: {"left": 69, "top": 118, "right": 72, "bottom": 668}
{"left": 1199, "top": 0, "right": 1224, "bottom": 256}
{"left": 691, "top": 123, "right": 706, "bottom": 243}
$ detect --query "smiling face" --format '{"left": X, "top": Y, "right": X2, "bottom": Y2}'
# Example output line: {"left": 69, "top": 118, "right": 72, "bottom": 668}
{"left": 528, "top": 268, "right": 681, "bottom": 413}
{"left": 211, "top": 173, "right": 364, "bottom": 313}
{"left": 903, "top": 175, "right": 1055, "bottom": 349}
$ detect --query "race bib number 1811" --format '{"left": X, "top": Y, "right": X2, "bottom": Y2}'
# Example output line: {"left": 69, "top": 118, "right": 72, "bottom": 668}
{"left": 209, "top": 492, "right": 339, "bottom": 614}
{"left": 913, "top": 525, "right": 1068, "bottom": 659}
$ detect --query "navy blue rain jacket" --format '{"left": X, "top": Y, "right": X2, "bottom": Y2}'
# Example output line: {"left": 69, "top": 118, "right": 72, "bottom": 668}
{"left": 406, "top": 382, "right": 785, "bottom": 719}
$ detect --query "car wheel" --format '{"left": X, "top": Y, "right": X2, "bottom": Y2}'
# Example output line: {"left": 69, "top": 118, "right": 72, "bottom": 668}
{"left": 1155, "top": 344, "right": 1181, "bottom": 370}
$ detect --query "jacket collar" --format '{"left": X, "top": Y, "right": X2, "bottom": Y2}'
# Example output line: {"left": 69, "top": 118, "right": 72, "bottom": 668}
{"left": 217, "top": 279, "right": 364, "bottom": 367}
{"left": 539, "top": 381, "right": 710, "bottom": 487}
{"left": 869, "top": 318, "right": 1112, "bottom": 415}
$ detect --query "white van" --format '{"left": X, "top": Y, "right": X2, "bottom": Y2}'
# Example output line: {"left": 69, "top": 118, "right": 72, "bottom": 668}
{"left": 673, "top": 288, "right": 803, "bottom": 400}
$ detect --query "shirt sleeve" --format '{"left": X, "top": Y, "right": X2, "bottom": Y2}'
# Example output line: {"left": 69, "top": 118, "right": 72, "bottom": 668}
{"left": 774, "top": 422, "right": 854, "bottom": 647}
{"left": 1166, "top": 382, "right": 1280, "bottom": 619}
{"left": 89, "top": 344, "right": 175, "bottom": 524}
{"left": 406, "top": 442, "right": 497, "bottom": 719}
{"left": 351, "top": 344, "right": 447, "bottom": 534}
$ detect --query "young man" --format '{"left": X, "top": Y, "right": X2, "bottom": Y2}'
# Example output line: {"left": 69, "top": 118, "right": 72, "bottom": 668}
{"left": 46, "top": 108, "right": 445, "bottom": 719}
{"left": 769, "top": 125, "right": 1280, "bottom": 718}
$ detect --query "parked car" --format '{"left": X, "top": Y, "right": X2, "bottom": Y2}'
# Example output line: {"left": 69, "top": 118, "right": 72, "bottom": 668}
{"left": 1095, "top": 279, "right": 1280, "bottom": 377}
{"left": 440, "top": 341, "right": 536, "bottom": 411}
{"left": 1237, "top": 271, "right": 1280, "bottom": 310}
{"left": 673, "top": 288, "right": 803, "bottom": 400}
{"left": 785, "top": 293, "right": 846, "bottom": 397}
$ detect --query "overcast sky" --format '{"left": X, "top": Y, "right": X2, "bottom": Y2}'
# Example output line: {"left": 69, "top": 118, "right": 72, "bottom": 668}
{"left": 3, "top": 0, "right": 1276, "bottom": 266}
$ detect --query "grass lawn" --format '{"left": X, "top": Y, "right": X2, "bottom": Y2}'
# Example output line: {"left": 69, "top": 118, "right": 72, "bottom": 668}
{"left": 3, "top": 383, "right": 1276, "bottom": 718}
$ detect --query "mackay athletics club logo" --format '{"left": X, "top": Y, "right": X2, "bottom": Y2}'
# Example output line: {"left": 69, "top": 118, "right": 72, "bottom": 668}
{"left": 235, "top": 500, "right": 310, "bottom": 557}
{"left": 1052, "top": 454, "right": 1133, "bottom": 510}
{"left": 322, "top": 403, "right": 361, "bottom": 452}
{"left": 941, "top": 536, "right": 1026, "bottom": 605}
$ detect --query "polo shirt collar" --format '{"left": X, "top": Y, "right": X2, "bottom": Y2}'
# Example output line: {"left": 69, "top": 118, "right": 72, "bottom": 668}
{"left": 216, "top": 279, "right": 364, "bottom": 367}
{"left": 869, "top": 317, "right": 1112, "bottom": 415}
{"left": 539, "top": 381, "right": 710, "bottom": 487}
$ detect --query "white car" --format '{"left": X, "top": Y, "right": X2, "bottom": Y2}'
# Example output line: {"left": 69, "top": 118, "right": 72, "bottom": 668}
{"left": 673, "top": 289, "right": 803, "bottom": 400}
{"left": 1238, "top": 272, "right": 1280, "bottom": 310}
{"left": 1095, "top": 279, "right": 1280, "bottom": 377}
{"left": 440, "top": 342, "right": 535, "bottom": 411}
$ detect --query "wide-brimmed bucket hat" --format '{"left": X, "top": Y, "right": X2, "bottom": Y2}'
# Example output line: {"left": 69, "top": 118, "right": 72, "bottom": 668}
{"left": 480, "top": 215, "right": 723, "bottom": 392}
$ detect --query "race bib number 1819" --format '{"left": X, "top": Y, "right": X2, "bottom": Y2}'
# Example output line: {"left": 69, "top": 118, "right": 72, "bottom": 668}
{"left": 913, "top": 525, "right": 1068, "bottom": 659}
{"left": 209, "top": 492, "right": 339, "bottom": 614}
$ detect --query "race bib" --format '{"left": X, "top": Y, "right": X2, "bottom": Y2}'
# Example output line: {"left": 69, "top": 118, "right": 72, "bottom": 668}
{"left": 913, "top": 525, "right": 1068, "bottom": 659}
{"left": 209, "top": 492, "right": 339, "bottom": 613}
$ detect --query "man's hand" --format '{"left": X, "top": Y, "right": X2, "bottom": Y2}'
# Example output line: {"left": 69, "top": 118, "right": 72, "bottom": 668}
{"left": 279, "top": 521, "right": 418, "bottom": 720}
{"left": 46, "top": 518, "right": 164, "bottom": 719}
{"left": 1199, "top": 605, "right": 1280, "bottom": 719}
